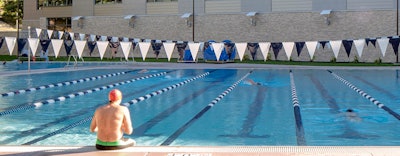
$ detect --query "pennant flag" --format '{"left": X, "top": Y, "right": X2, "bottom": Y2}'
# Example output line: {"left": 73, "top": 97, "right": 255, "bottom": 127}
{"left": 354, "top": 39, "right": 365, "bottom": 58}
{"left": 87, "top": 41, "right": 97, "bottom": 56}
{"left": 320, "top": 41, "right": 329, "bottom": 49}
{"left": 295, "top": 42, "right": 305, "bottom": 56}
{"left": 188, "top": 42, "right": 200, "bottom": 61}
{"left": 163, "top": 42, "right": 176, "bottom": 61}
{"left": 74, "top": 40, "right": 86, "bottom": 59}
{"left": 0, "top": 37, "right": 4, "bottom": 49}
{"left": 51, "top": 39, "right": 63, "bottom": 58}
{"left": 111, "top": 37, "right": 119, "bottom": 42}
{"left": 35, "top": 28, "right": 42, "bottom": 38}
{"left": 138, "top": 42, "right": 151, "bottom": 61}
{"left": 96, "top": 41, "right": 109, "bottom": 60}
{"left": 271, "top": 42, "right": 283, "bottom": 60}
{"left": 366, "top": 38, "right": 377, "bottom": 47}
{"left": 69, "top": 32, "right": 75, "bottom": 40}
{"left": 79, "top": 34, "right": 86, "bottom": 41}
{"left": 211, "top": 42, "right": 224, "bottom": 61}
{"left": 17, "top": 38, "right": 27, "bottom": 53}
{"left": 64, "top": 40, "right": 74, "bottom": 55}
{"left": 120, "top": 41, "right": 132, "bottom": 61}
{"left": 247, "top": 43, "right": 259, "bottom": 60}
{"left": 123, "top": 37, "right": 129, "bottom": 42}
{"left": 5, "top": 37, "right": 16, "bottom": 55}
{"left": 389, "top": 37, "right": 400, "bottom": 55}
{"left": 56, "top": 31, "right": 62, "bottom": 39}
{"left": 259, "top": 42, "right": 271, "bottom": 61}
{"left": 283, "top": 42, "right": 294, "bottom": 60}
{"left": 342, "top": 40, "right": 353, "bottom": 57}
{"left": 90, "top": 34, "right": 96, "bottom": 41}
{"left": 330, "top": 40, "right": 342, "bottom": 58}
{"left": 377, "top": 37, "right": 389, "bottom": 57}
{"left": 47, "top": 30, "right": 53, "bottom": 39}
{"left": 100, "top": 36, "right": 107, "bottom": 41}
{"left": 40, "top": 39, "right": 51, "bottom": 52}
{"left": 28, "top": 38, "right": 39, "bottom": 56}
{"left": 305, "top": 41, "right": 317, "bottom": 59}
{"left": 235, "top": 43, "right": 247, "bottom": 61}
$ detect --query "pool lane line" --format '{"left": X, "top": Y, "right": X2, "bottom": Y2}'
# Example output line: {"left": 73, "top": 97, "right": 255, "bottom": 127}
{"left": 161, "top": 71, "right": 252, "bottom": 146}
{"left": 1, "top": 81, "right": 167, "bottom": 145}
{"left": 289, "top": 70, "right": 306, "bottom": 146}
{"left": 0, "top": 71, "right": 169, "bottom": 117}
{"left": 352, "top": 75, "right": 397, "bottom": 99}
{"left": 22, "top": 71, "right": 214, "bottom": 145}
{"left": 0, "top": 70, "right": 136, "bottom": 97}
{"left": 219, "top": 74, "right": 270, "bottom": 138}
{"left": 309, "top": 75, "right": 340, "bottom": 114}
{"left": 327, "top": 70, "right": 400, "bottom": 120}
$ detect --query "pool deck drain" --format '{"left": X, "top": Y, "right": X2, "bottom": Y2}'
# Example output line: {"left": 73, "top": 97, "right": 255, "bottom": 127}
{"left": 1, "top": 146, "right": 400, "bottom": 156}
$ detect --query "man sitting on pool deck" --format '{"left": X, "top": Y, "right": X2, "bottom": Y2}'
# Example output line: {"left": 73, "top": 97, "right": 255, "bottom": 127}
{"left": 90, "top": 89, "right": 136, "bottom": 150}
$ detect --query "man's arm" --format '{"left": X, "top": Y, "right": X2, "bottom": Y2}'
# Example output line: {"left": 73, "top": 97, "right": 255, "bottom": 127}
{"left": 90, "top": 113, "right": 98, "bottom": 132}
{"left": 122, "top": 107, "right": 133, "bottom": 134}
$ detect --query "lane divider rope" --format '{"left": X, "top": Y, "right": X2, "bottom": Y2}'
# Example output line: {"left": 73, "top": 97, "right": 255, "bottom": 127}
{"left": 1, "top": 70, "right": 135, "bottom": 97}
{"left": 327, "top": 70, "right": 400, "bottom": 120}
{"left": 161, "top": 71, "right": 251, "bottom": 146}
{"left": 22, "top": 71, "right": 213, "bottom": 145}
{"left": 0, "top": 71, "right": 168, "bottom": 117}
{"left": 290, "top": 70, "right": 306, "bottom": 146}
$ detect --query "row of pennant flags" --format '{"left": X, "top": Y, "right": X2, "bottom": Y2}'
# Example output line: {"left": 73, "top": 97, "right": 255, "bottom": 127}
{"left": 1, "top": 27, "right": 400, "bottom": 61}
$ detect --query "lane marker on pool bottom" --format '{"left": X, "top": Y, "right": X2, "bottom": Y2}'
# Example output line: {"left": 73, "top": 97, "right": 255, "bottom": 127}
{"left": 289, "top": 70, "right": 306, "bottom": 146}
{"left": 161, "top": 71, "right": 252, "bottom": 146}
{"left": 22, "top": 71, "right": 213, "bottom": 145}
{"left": 0, "top": 70, "right": 136, "bottom": 97}
{"left": 327, "top": 70, "right": 400, "bottom": 120}
{"left": 0, "top": 71, "right": 169, "bottom": 117}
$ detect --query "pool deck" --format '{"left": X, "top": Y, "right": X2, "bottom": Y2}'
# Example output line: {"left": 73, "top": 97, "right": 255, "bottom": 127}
{"left": 1, "top": 62, "right": 400, "bottom": 155}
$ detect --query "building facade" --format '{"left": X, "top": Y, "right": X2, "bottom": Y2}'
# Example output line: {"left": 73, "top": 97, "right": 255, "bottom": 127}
{"left": 11, "top": 0, "right": 400, "bottom": 62}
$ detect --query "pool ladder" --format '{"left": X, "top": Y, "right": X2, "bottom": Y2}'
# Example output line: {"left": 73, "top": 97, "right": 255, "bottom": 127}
{"left": 65, "top": 55, "right": 84, "bottom": 69}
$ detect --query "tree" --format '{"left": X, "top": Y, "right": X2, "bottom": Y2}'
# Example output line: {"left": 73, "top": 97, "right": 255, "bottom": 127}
{"left": 1, "top": 0, "right": 23, "bottom": 26}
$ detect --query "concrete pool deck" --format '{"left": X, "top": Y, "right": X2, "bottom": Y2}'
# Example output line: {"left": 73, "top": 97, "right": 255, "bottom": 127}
{"left": 1, "top": 62, "right": 400, "bottom": 155}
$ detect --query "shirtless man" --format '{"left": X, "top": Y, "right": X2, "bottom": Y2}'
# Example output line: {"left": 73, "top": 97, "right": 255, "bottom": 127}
{"left": 90, "top": 89, "right": 136, "bottom": 150}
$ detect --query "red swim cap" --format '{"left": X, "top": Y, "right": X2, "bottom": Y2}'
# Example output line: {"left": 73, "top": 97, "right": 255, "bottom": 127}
{"left": 109, "top": 89, "right": 122, "bottom": 102}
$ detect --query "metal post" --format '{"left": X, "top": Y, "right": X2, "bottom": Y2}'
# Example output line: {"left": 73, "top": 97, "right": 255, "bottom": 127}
{"left": 28, "top": 26, "right": 31, "bottom": 72}
{"left": 192, "top": 0, "right": 195, "bottom": 42}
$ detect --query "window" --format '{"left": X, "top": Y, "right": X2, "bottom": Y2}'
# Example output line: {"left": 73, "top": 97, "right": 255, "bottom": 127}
{"left": 95, "top": 0, "right": 122, "bottom": 5}
{"left": 37, "top": 0, "right": 72, "bottom": 9}
{"left": 47, "top": 17, "right": 71, "bottom": 32}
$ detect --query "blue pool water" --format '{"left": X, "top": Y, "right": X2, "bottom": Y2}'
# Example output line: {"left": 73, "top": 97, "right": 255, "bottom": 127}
{"left": 0, "top": 64, "right": 400, "bottom": 146}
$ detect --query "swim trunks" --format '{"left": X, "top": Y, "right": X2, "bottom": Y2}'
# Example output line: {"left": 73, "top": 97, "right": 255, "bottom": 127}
{"left": 96, "top": 138, "right": 136, "bottom": 150}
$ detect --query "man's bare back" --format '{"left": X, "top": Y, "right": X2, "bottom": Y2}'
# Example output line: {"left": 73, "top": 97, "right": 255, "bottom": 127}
{"left": 90, "top": 89, "right": 135, "bottom": 150}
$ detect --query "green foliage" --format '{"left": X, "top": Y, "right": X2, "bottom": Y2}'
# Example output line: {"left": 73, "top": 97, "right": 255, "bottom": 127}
{"left": 1, "top": 0, "right": 23, "bottom": 26}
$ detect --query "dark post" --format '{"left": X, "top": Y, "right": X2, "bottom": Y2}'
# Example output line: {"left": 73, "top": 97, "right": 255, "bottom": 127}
{"left": 192, "top": 0, "right": 195, "bottom": 42}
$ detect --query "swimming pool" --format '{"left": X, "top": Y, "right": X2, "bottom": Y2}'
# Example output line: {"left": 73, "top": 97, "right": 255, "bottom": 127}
{"left": 0, "top": 65, "right": 400, "bottom": 146}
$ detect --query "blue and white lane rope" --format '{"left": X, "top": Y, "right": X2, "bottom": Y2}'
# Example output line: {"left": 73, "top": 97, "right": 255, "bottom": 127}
{"left": 0, "top": 71, "right": 168, "bottom": 117}
{"left": 328, "top": 70, "right": 400, "bottom": 120}
{"left": 289, "top": 70, "right": 306, "bottom": 146}
{"left": 161, "top": 71, "right": 251, "bottom": 146}
{"left": 1, "top": 70, "right": 135, "bottom": 97}
{"left": 22, "top": 71, "right": 212, "bottom": 145}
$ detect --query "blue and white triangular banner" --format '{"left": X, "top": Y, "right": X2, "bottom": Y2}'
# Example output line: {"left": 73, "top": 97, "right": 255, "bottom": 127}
{"left": 235, "top": 43, "right": 247, "bottom": 61}
{"left": 377, "top": 37, "right": 389, "bottom": 57}
{"left": 35, "top": 28, "right": 42, "bottom": 38}
{"left": 28, "top": 38, "right": 39, "bottom": 56}
{"left": 330, "top": 40, "right": 342, "bottom": 58}
{"left": 79, "top": 34, "right": 86, "bottom": 41}
{"left": 120, "top": 41, "right": 132, "bottom": 61}
{"left": 51, "top": 39, "right": 63, "bottom": 58}
{"left": 5, "top": 37, "right": 16, "bottom": 56}
{"left": 305, "top": 41, "right": 317, "bottom": 59}
{"left": 211, "top": 42, "right": 224, "bottom": 61}
{"left": 58, "top": 31, "right": 64, "bottom": 39}
{"left": 163, "top": 42, "right": 175, "bottom": 61}
{"left": 47, "top": 30, "right": 53, "bottom": 39}
{"left": 188, "top": 42, "right": 200, "bottom": 61}
{"left": 100, "top": 36, "right": 108, "bottom": 41}
{"left": 90, "top": 34, "right": 96, "bottom": 41}
{"left": 354, "top": 39, "right": 365, "bottom": 58}
{"left": 138, "top": 42, "right": 151, "bottom": 61}
{"left": 97, "top": 41, "right": 109, "bottom": 60}
{"left": 74, "top": 40, "right": 87, "bottom": 59}
{"left": 283, "top": 42, "right": 294, "bottom": 60}
{"left": 259, "top": 42, "right": 270, "bottom": 61}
